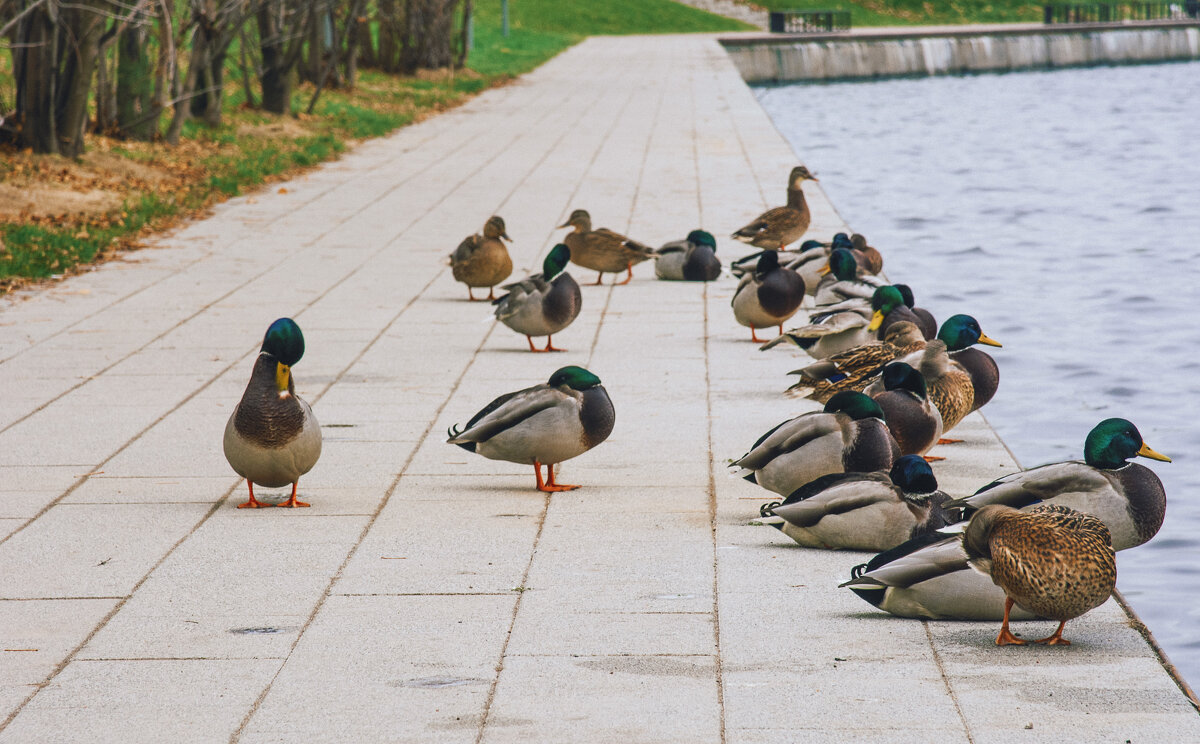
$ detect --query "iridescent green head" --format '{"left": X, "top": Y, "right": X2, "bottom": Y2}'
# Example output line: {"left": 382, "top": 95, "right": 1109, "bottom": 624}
{"left": 543, "top": 244, "right": 571, "bottom": 278}
{"left": 756, "top": 249, "right": 780, "bottom": 275}
{"left": 687, "top": 230, "right": 717, "bottom": 250}
{"left": 828, "top": 248, "right": 858, "bottom": 281}
{"left": 867, "top": 285, "right": 905, "bottom": 332}
{"left": 890, "top": 455, "right": 937, "bottom": 494}
{"left": 1084, "top": 418, "right": 1171, "bottom": 469}
{"left": 824, "top": 391, "right": 885, "bottom": 421}
{"left": 936, "top": 314, "right": 1002, "bottom": 352}
{"left": 548, "top": 365, "right": 602, "bottom": 390}
{"left": 880, "top": 361, "right": 927, "bottom": 399}
{"left": 261, "top": 318, "right": 304, "bottom": 366}
{"left": 831, "top": 232, "right": 852, "bottom": 250}
{"left": 800, "top": 239, "right": 823, "bottom": 251}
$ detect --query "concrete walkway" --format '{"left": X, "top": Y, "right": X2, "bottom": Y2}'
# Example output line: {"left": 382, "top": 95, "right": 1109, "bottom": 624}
{"left": 0, "top": 35, "right": 1196, "bottom": 743}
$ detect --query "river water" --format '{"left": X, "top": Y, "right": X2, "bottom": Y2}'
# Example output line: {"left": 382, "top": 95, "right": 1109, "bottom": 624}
{"left": 756, "top": 61, "right": 1200, "bottom": 686}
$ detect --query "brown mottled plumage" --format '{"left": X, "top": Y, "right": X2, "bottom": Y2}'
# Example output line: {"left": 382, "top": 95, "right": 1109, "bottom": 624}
{"left": 558, "top": 210, "right": 654, "bottom": 285}
{"left": 450, "top": 216, "right": 513, "bottom": 301}
{"left": 964, "top": 503, "right": 1116, "bottom": 646}
{"left": 731, "top": 166, "right": 818, "bottom": 249}
{"left": 867, "top": 340, "right": 975, "bottom": 434}
{"left": 789, "top": 321, "right": 926, "bottom": 402}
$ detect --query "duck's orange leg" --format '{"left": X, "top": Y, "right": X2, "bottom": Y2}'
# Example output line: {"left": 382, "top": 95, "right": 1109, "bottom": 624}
{"left": 467, "top": 287, "right": 478, "bottom": 301}
{"left": 237, "top": 480, "right": 272, "bottom": 509}
{"left": 278, "top": 482, "right": 310, "bottom": 508}
{"left": 1033, "top": 621, "right": 1071, "bottom": 646}
{"left": 593, "top": 273, "right": 605, "bottom": 285}
{"left": 750, "top": 327, "right": 766, "bottom": 343}
{"left": 995, "top": 597, "right": 1027, "bottom": 646}
{"left": 543, "top": 462, "right": 580, "bottom": 492}
{"left": 543, "top": 336, "right": 566, "bottom": 353}
{"left": 487, "top": 287, "right": 496, "bottom": 301}
{"left": 613, "top": 262, "right": 633, "bottom": 286}
{"left": 937, "top": 438, "right": 963, "bottom": 445}
{"left": 525, "top": 335, "right": 540, "bottom": 352}
{"left": 923, "top": 455, "right": 946, "bottom": 462}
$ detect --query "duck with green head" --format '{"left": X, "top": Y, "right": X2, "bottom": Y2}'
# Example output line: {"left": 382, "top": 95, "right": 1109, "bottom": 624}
{"left": 731, "top": 391, "right": 900, "bottom": 498}
{"left": 759, "top": 455, "right": 952, "bottom": 551}
{"left": 449, "top": 215, "right": 514, "bottom": 301}
{"left": 447, "top": 366, "right": 615, "bottom": 492}
{"left": 654, "top": 230, "right": 721, "bottom": 281}
{"left": 763, "top": 284, "right": 908, "bottom": 359}
{"left": 223, "top": 318, "right": 322, "bottom": 509}
{"left": 811, "top": 247, "right": 884, "bottom": 307}
{"left": 870, "top": 362, "right": 943, "bottom": 458}
{"left": 731, "top": 166, "right": 818, "bottom": 249}
{"left": 558, "top": 209, "right": 654, "bottom": 285}
{"left": 731, "top": 249, "right": 806, "bottom": 342}
{"left": 493, "top": 244, "right": 582, "bottom": 353}
{"left": 730, "top": 239, "right": 829, "bottom": 295}
{"left": 841, "top": 418, "right": 1169, "bottom": 620}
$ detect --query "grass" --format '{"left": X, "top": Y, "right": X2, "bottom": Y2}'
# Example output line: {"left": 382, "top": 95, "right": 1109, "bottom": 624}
{"left": 753, "top": 0, "right": 1043, "bottom": 26}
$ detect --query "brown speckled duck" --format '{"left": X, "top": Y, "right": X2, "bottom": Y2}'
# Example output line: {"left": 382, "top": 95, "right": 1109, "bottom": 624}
{"left": 731, "top": 166, "right": 818, "bottom": 249}
{"left": 964, "top": 503, "right": 1116, "bottom": 646}
{"left": 785, "top": 321, "right": 926, "bottom": 403}
{"left": 449, "top": 216, "right": 513, "bottom": 301}
{"left": 559, "top": 209, "right": 654, "bottom": 285}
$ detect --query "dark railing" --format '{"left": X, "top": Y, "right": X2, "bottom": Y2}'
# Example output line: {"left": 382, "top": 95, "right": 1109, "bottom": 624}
{"left": 768, "top": 10, "right": 852, "bottom": 33}
{"left": 1044, "top": 1, "right": 1200, "bottom": 23}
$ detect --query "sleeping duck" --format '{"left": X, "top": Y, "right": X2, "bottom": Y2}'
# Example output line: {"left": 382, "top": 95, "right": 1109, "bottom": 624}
{"left": 655, "top": 230, "right": 721, "bottom": 281}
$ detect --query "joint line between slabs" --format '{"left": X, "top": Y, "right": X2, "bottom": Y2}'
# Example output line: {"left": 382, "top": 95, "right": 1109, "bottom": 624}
{"left": 923, "top": 621, "right": 976, "bottom": 744}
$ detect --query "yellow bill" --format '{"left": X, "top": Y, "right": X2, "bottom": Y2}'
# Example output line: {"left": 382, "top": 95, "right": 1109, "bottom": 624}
{"left": 1137, "top": 443, "right": 1171, "bottom": 462}
{"left": 867, "top": 310, "right": 885, "bottom": 332}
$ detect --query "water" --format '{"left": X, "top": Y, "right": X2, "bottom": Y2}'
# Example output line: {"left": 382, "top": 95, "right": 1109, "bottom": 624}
{"left": 756, "top": 62, "right": 1200, "bottom": 686}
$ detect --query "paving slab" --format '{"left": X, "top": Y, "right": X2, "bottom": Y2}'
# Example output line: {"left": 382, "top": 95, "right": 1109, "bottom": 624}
{"left": 0, "top": 31, "right": 1196, "bottom": 743}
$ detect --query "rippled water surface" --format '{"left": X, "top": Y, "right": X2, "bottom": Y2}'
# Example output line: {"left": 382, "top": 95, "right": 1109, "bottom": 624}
{"left": 757, "top": 62, "right": 1200, "bottom": 686}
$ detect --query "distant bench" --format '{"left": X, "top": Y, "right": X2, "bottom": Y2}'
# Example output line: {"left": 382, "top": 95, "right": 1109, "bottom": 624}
{"left": 1043, "top": 1, "right": 1200, "bottom": 23}
{"left": 767, "top": 9, "right": 852, "bottom": 33}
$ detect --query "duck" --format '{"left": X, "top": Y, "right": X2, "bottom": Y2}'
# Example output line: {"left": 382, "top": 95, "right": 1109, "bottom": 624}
{"left": 784, "top": 321, "right": 926, "bottom": 403}
{"left": 731, "top": 250, "right": 806, "bottom": 342}
{"left": 870, "top": 362, "right": 943, "bottom": 458}
{"left": 840, "top": 418, "right": 1169, "bottom": 620}
{"left": 731, "top": 239, "right": 830, "bottom": 296}
{"left": 731, "top": 391, "right": 899, "bottom": 498}
{"left": 447, "top": 366, "right": 615, "bottom": 492}
{"left": 850, "top": 233, "right": 884, "bottom": 275}
{"left": 731, "top": 166, "right": 819, "bottom": 249}
{"left": 964, "top": 503, "right": 1116, "bottom": 646}
{"left": 811, "top": 247, "right": 885, "bottom": 306}
{"left": 223, "top": 318, "right": 322, "bottom": 509}
{"left": 449, "top": 215, "right": 513, "bottom": 301}
{"left": 558, "top": 209, "right": 654, "bottom": 285}
{"left": 759, "top": 455, "right": 952, "bottom": 551}
{"left": 865, "top": 315, "right": 1001, "bottom": 434}
{"left": 762, "top": 285, "right": 907, "bottom": 359}
{"left": 655, "top": 230, "right": 721, "bottom": 281}
{"left": 938, "top": 314, "right": 1000, "bottom": 411}
{"left": 891, "top": 284, "right": 937, "bottom": 340}
{"left": 493, "top": 244, "right": 582, "bottom": 353}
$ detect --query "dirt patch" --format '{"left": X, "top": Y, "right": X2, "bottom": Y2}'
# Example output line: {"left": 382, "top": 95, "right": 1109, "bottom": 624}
{"left": 0, "top": 183, "right": 123, "bottom": 221}
{"left": 236, "top": 118, "right": 312, "bottom": 139}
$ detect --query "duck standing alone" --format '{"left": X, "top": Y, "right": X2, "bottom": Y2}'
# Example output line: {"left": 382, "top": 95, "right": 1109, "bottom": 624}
{"left": 493, "top": 244, "right": 582, "bottom": 353}
{"left": 559, "top": 209, "right": 655, "bottom": 285}
{"left": 731, "top": 250, "right": 806, "bottom": 342}
{"left": 731, "top": 166, "right": 819, "bottom": 249}
{"left": 447, "top": 366, "right": 615, "bottom": 492}
{"left": 449, "top": 215, "right": 513, "bottom": 301}
{"left": 224, "top": 318, "right": 322, "bottom": 509}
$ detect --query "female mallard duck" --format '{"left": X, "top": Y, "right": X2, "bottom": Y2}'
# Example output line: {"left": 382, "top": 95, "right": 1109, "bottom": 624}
{"left": 870, "top": 362, "right": 943, "bottom": 458}
{"left": 866, "top": 315, "right": 1001, "bottom": 434}
{"left": 731, "top": 250, "right": 806, "bottom": 342}
{"left": 762, "top": 285, "right": 907, "bottom": 359}
{"left": 447, "top": 366, "right": 615, "bottom": 492}
{"left": 559, "top": 209, "right": 654, "bottom": 285}
{"left": 964, "top": 503, "right": 1116, "bottom": 645}
{"left": 784, "top": 321, "right": 926, "bottom": 403}
{"left": 840, "top": 418, "right": 1169, "bottom": 620}
{"left": 449, "top": 215, "right": 513, "bottom": 301}
{"left": 850, "top": 233, "right": 884, "bottom": 276}
{"left": 731, "top": 166, "right": 819, "bottom": 249}
{"left": 811, "top": 247, "right": 885, "bottom": 306}
{"left": 731, "top": 391, "right": 899, "bottom": 498}
{"left": 493, "top": 244, "right": 582, "bottom": 353}
{"left": 223, "top": 318, "right": 322, "bottom": 509}
{"left": 654, "top": 230, "right": 721, "bottom": 281}
{"left": 759, "top": 455, "right": 952, "bottom": 551}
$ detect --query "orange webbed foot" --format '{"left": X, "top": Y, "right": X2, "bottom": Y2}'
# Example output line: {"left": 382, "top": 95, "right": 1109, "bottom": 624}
{"left": 995, "top": 627, "right": 1027, "bottom": 646}
{"left": 237, "top": 481, "right": 273, "bottom": 509}
{"left": 936, "top": 438, "right": 963, "bottom": 445}
{"left": 922, "top": 455, "right": 946, "bottom": 462}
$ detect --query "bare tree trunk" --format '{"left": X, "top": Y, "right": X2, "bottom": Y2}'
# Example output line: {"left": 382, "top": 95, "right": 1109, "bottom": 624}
{"left": 257, "top": 0, "right": 310, "bottom": 115}
{"left": 54, "top": 1, "right": 105, "bottom": 158}
{"left": 11, "top": 1, "right": 60, "bottom": 153}
{"left": 456, "top": 0, "right": 470, "bottom": 69}
{"left": 166, "top": 23, "right": 203, "bottom": 144}
{"left": 376, "top": 0, "right": 399, "bottom": 73}
{"left": 343, "top": 0, "right": 367, "bottom": 88}
{"left": 401, "top": 0, "right": 458, "bottom": 73}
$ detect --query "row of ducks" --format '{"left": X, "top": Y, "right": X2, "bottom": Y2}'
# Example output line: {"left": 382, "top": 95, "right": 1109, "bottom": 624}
{"left": 224, "top": 163, "right": 1171, "bottom": 647}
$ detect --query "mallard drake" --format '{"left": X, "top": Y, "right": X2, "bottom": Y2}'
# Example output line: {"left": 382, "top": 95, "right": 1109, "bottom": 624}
{"left": 871, "top": 362, "right": 943, "bottom": 457}
{"left": 964, "top": 503, "right": 1116, "bottom": 645}
{"left": 655, "top": 230, "right": 721, "bottom": 281}
{"left": 223, "top": 318, "right": 322, "bottom": 509}
{"left": 784, "top": 321, "right": 926, "bottom": 403}
{"left": 759, "top": 455, "right": 952, "bottom": 551}
{"left": 493, "top": 244, "right": 582, "bottom": 353}
{"left": 811, "top": 248, "right": 885, "bottom": 306}
{"left": 731, "top": 391, "right": 899, "bottom": 498}
{"left": 866, "top": 315, "right": 1001, "bottom": 434}
{"left": 731, "top": 250, "right": 806, "bottom": 342}
{"left": 891, "top": 284, "right": 937, "bottom": 340}
{"left": 762, "top": 285, "right": 907, "bottom": 359}
{"left": 731, "top": 240, "right": 830, "bottom": 296}
{"left": 731, "top": 166, "right": 818, "bottom": 249}
{"left": 449, "top": 215, "right": 513, "bottom": 301}
{"left": 841, "top": 418, "right": 1168, "bottom": 620}
{"left": 447, "top": 366, "right": 615, "bottom": 492}
{"left": 559, "top": 209, "right": 654, "bottom": 285}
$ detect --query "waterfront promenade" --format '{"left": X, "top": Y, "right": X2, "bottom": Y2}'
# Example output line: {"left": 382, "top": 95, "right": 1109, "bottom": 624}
{"left": 0, "top": 35, "right": 1197, "bottom": 742}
